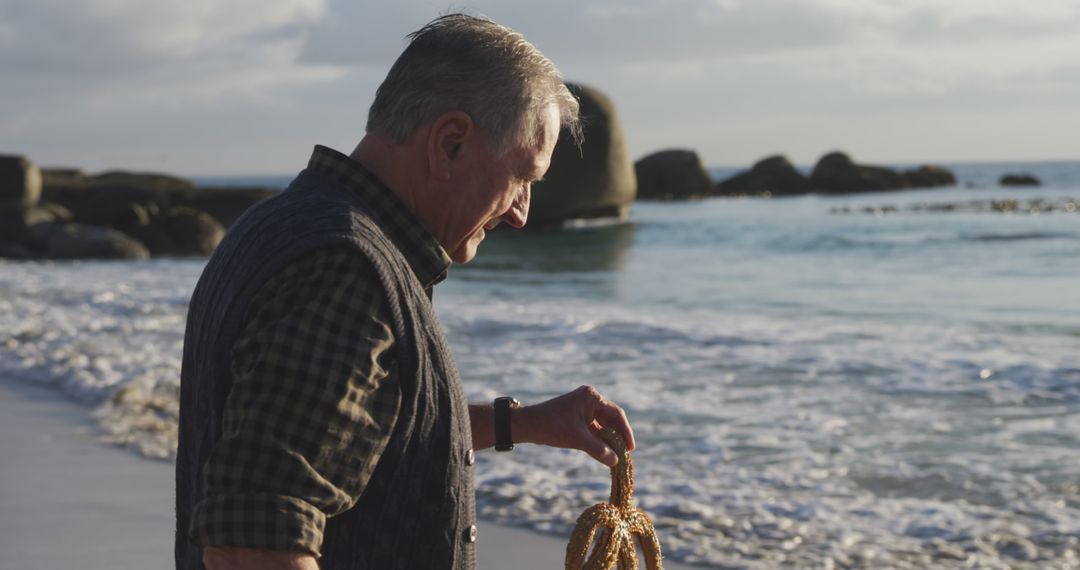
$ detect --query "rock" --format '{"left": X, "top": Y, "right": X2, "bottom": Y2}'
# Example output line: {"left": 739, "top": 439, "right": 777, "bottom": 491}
{"left": 0, "top": 242, "right": 32, "bottom": 259}
{"left": 40, "top": 168, "right": 86, "bottom": 188}
{"left": 122, "top": 209, "right": 172, "bottom": 254}
{"left": 41, "top": 170, "right": 179, "bottom": 223}
{"left": 123, "top": 206, "right": 225, "bottom": 256}
{"left": 162, "top": 207, "right": 225, "bottom": 255}
{"left": 0, "top": 205, "right": 60, "bottom": 243}
{"left": 43, "top": 183, "right": 169, "bottom": 225}
{"left": 41, "top": 170, "right": 181, "bottom": 230}
{"left": 88, "top": 170, "right": 194, "bottom": 192}
{"left": 40, "top": 169, "right": 268, "bottom": 257}
{"left": 27, "top": 163, "right": 271, "bottom": 257}
{"left": 171, "top": 187, "right": 277, "bottom": 227}
{"left": 809, "top": 152, "right": 908, "bottom": 194}
{"left": 903, "top": 165, "right": 956, "bottom": 189}
{"left": 716, "top": 155, "right": 809, "bottom": 196}
{"left": 29, "top": 222, "right": 150, "bottom": 260}
{"left": 72, "top": 197, "right": 160, "bottom": 233}
{"left": 1000, "top": 173, "right": 1041, "bottom": 186}
{"left": 635, "top": 149, "right": 713, "bottom": 200}
{"left": 43, "top": 180, "right": 275, "bottom": 230}
{"left": 38, "top": 202, "right": 74, "bottom": 222}
{"left": 529, "top": 83, "right": 637, "bottom": 226}
{"left": 0, "top": 155, "right": 43, "bottom": 209}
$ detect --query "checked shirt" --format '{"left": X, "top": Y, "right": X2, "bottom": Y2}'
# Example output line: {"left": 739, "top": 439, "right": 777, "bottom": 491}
{"left": 188, "top": 145, "right": 453, "bottom": 555}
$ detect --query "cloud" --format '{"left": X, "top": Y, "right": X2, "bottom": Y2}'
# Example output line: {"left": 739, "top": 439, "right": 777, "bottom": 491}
{"left": 0, "top": 0, "right": 348, "bottom": 116}
{"left": 294, "top": 0, "right": 1080, "bottom": 99}
{"left": 2, "top": 0, "right": 1077, "bottom": 172}
{"left": 807, "top": 0, "right": 1079, "bottom": 32}
{"left": 298, "top": 0, "right": 848, "bottom": 68}
{"left": 0, "top": 0, "right": 347, "bottom": 173}
{"left": 0, "top": 0, "right": 326, "bottom": 75}
{"left": 780, "top": 0, "right": 1080, "bottom": 96}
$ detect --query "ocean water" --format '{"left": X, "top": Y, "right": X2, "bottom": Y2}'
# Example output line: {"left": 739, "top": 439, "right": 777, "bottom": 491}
{"left": 2, "top": 162, "right": 1079, "bottom": 568}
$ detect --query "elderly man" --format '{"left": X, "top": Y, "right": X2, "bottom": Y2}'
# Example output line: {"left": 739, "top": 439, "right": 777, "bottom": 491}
{"left": 175, "top": 13, "right": 635, "bottom": 570}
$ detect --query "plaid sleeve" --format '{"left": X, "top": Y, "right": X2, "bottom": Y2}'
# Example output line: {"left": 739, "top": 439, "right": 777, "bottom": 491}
{"left": 189, "top": 247, "right": 401, "bottom": 556}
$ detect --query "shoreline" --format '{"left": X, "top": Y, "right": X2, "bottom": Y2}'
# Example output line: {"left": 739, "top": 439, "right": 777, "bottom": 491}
{"left": 0, "top": 376, "right": 696, "bottom": 569}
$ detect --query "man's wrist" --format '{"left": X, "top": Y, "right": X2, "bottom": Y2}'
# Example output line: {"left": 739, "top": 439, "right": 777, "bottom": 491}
{"left": 508, "top": 402, "right": 534, "bottom": 446}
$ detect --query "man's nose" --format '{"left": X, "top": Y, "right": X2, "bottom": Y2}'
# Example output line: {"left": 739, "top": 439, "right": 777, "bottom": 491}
{"left": 504, "top": 185, "right": 530, "bottom": 228}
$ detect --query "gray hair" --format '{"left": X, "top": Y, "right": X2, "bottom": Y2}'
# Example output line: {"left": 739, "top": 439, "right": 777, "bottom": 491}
{"left": 366, "top": 13, "right": 582, "bottom": 154}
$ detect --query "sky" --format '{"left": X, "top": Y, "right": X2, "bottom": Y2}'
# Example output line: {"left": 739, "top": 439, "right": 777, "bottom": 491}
{"left": 2, "top": 0, "right": 1079, "bottom": 176}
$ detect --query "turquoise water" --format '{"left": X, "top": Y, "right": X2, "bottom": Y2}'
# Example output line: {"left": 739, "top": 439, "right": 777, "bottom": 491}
{"left": 437, "top": 164, "right": 1080, "bottom": 567}
{"left": 1, "top": 162, "right": 1077, "bottom": 568}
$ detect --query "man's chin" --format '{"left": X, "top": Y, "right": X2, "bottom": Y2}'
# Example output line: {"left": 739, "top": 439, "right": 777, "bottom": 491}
{"left": 449, "top": 226, "right": 493, "bottom": 263}
{"left": 451, "top": 237, "right": 482, "bottom": 263}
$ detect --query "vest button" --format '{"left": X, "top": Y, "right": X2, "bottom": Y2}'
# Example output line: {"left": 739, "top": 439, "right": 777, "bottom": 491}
{"left": 465, "top": 524, "right": 478, "bottom": 543}
{"left": 465, "top": 449, "right": 475, "bottom": 466}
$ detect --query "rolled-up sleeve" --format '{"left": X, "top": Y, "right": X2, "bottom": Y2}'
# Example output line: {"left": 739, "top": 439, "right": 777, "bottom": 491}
{"left": 189, "top": 248, "right": 401, "bottom": 555}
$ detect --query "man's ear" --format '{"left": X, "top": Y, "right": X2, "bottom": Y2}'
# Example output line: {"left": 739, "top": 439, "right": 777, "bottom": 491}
{"left": 427, "top": 111, "right": 473, "bottom": 181}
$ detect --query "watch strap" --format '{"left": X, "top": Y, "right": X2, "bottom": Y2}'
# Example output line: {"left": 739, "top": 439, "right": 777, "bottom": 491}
{"left": 494, "top": 396, "right": 519, "bottom": 452}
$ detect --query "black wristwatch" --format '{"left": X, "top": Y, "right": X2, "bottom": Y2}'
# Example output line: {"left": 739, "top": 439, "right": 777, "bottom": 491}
{"left": 493, "top": 396, "right": 521, "bottom": 452}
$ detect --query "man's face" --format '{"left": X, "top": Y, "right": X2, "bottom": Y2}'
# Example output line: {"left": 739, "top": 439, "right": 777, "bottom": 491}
{"left": 437, "top": 104, "right": 561, "bottom": 263}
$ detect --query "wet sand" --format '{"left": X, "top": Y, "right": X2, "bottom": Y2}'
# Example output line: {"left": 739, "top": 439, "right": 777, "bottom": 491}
{"left": 0, "top": 376, "right": 694, "bottom": 569}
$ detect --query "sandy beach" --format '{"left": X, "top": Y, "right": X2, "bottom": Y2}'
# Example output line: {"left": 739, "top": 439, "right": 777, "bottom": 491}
{"left": 0, "top": 376, "right": 694, "bottom": 569}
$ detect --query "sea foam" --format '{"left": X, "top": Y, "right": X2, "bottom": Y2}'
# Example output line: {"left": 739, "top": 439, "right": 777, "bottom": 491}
{"left": 2, "top": 180, "right": 1079, "bottom": 568}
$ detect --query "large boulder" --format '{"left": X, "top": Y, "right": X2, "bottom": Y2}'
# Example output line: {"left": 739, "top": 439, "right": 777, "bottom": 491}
{"left": 74, "top": 197, "right": 159, "bottom": 230}
{"left": 43, "top": 183, "right": 170, "bottom": 224}
{"left": 42, "top": 165, "right": 276, "bottom": 231}
{"left": 88, "top": 170, "right": 194, "bottom": 192}
{"left": 635, "top": 149, "right": 713, "bottom": 200}
{"left": 528, "top": 83, "right": 636, "bottom": 227}
{"left": 122, "top": 206, "right": 225, "bottom": 256}
{"left": 172, "top": 187, "right": 277, "bottom": 227}
{"left": 903, "top": 165, "right": 956, "bottom": 189}
{"left": 0, "top": 155, "right": 43, "bottom": 209}
{"left": 28, "top": 222, "right": 150, "bottom": 260}
{"left": 0, "top": 205, "right": 58, "bottom": 243}
{"left": 41, "top": 169, "right": 189, "bottom": 221}
{"left": 1000, "top": 173, "right": 1040, "bottom": 186}
{"left": 161, "top": 206, "right": 225, "bottom": 255}
{"left": 41, "top": 168, "right": 86, "bottom": 188}
{"left": 0, "top": 242, "right": 32, "bottom": 259}
{"left": 809, "top": 152, "right": 907, "bottom": 194}
{"left": 38, "top": 202, "right": 74, "bottom": 223}
{"left": 22, "top": 163, "right": 269, "bottom": 258}
{"left": 716, "top": 155, "right": 809, "bottom": 196}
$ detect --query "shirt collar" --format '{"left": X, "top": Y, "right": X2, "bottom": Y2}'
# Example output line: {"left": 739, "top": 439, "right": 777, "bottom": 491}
{"left": 306, "top": 145, "right": 452, "bottom": 289}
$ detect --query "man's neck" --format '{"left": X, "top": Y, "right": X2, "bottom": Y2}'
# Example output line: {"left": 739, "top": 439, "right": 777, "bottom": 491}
{"left": 349, "top": 134, "right": 427, "bottom": 216}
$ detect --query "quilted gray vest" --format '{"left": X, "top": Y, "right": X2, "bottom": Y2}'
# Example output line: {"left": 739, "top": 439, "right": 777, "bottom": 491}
{"left": 175, "top": 169, "right": 476, "bottom": 569}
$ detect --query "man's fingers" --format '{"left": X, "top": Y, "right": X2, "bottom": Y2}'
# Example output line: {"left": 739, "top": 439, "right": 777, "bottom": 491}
{"left": 581, "top": 427, "right": 618, "bottom": 467}
{"left": 573, "top": 384, "right": 636, "bottom": 452}
{"left": 583, "top": 421, "right": 617, "bottom": 466}
{"left": 593, "top": 395, "right": 636, "bottom": 452}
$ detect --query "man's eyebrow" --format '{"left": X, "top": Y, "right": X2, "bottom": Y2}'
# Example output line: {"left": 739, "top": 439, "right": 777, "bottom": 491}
{"left": 520, "top": 166, "right": 544, "bottom": 183}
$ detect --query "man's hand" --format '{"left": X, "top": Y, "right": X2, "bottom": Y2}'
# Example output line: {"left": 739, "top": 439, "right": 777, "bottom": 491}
{"left": 470, "top": 385, "right": 635, "bottom": 466}
{"left": 203, "top": 547, "right": 319, "bottom": 570}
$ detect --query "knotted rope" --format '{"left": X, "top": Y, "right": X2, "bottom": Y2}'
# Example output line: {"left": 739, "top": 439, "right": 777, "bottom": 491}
{"left": 565, "top": 428, "right": 664, "bottom": 570}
